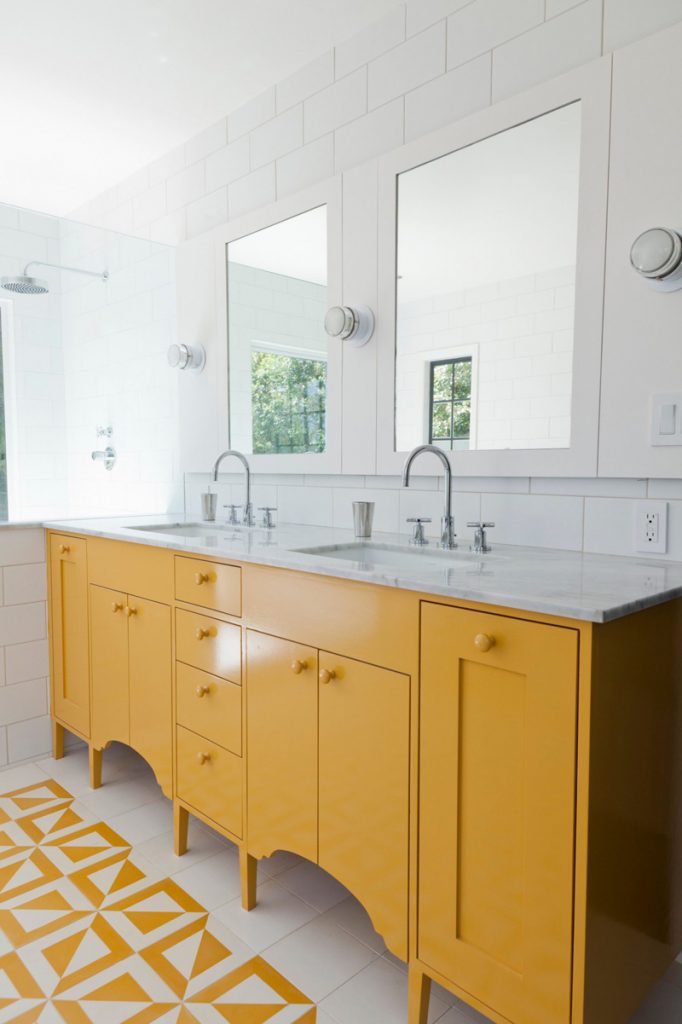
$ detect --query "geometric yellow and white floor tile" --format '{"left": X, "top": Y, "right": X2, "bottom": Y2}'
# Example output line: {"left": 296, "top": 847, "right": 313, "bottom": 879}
{"left": 0, "top": 777, "right": 314, "bottom": 1023}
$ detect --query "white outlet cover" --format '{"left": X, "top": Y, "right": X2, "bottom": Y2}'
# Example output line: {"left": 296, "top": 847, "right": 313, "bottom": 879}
{"left": 635, "top": 500, "right": 668, "bottom": 555}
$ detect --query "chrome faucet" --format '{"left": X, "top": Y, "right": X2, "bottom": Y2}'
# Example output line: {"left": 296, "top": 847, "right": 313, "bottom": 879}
{"left": 212, "top": 449, "right": 254, "bottom": 526}
{"left": 401, "top": 444, "right": 456, "bottom": 549}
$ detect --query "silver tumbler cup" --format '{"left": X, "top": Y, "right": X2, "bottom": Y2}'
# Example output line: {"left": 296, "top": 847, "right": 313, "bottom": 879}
{"left": 352, "top": 501, "right": 375, "bottom": 539}
{"left": 201, "top": 492, "right": 217, "bottom": 522}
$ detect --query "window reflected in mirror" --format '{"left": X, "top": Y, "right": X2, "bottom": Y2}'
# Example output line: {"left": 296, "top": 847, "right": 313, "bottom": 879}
{"left": 227, "top": 206, "right": 327, "bottom": 455}
{"left": 396, "top": 103, "right": 581, "bottom": 453}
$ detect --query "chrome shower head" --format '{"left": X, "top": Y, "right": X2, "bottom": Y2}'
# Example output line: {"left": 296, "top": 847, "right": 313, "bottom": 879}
{"left": 1, "top": 275, "right": 49, "bottom": 295}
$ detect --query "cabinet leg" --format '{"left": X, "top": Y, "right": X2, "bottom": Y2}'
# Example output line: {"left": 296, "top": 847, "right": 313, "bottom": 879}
{"left": 174, "top": 803, "right": 189, "bottom": 856}
{"left": 89, "top": 746, "right": 102, "bottom": 790}
{"left": 52, "top": 721, "right": 64, "bottom": 760}
{"left": 408, "top": 966, "right": 432, "bottom": 1024}
{"left": 240, "top": 846, "right": 257, "bottom": 911}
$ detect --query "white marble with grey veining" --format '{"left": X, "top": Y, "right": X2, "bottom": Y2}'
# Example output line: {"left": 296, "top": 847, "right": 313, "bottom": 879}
{"left": 43, "top": 513, "right": 682, "bottom": 623}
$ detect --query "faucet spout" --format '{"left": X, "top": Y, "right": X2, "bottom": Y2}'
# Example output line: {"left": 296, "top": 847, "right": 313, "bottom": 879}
{"left": 211, "top": 449, "right": 254, "bottom": 526}
{"left": 401, "top": 444, "right": 456, "bottom": 549}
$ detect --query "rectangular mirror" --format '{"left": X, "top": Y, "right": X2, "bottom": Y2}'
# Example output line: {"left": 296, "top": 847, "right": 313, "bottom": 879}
{"left": 395, "top": 103, "right": 581, "bottom": 454}
{"left": 227, "top": 205, "right": 328, "bottom": 455}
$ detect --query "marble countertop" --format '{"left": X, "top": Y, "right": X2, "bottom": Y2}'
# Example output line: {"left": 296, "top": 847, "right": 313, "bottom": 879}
{"left": 43, "top": 513, "right": 682, "bottom": 624}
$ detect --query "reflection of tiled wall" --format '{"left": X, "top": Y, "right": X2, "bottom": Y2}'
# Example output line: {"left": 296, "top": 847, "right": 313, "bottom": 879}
{"left": 396, "top": 266, "right": 575, "bottom": 451}
{"left": 228, "top": 264, "right": 327, "bottom": 452}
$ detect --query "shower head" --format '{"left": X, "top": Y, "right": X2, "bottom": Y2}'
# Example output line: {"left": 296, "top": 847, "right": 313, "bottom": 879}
{"left": 1, "top": 275, "right": 49, "bottom": 295}
{"left": 1, "top": 260, "right": 108, "bottom": 296}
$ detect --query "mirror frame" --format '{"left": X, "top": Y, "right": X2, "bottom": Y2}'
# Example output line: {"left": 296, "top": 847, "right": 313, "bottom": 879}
{"left": 215, "top": 177, "right": 343, "bottom": 473}
{"left": 377, "top": 57, "right": 612, "bottom": 477}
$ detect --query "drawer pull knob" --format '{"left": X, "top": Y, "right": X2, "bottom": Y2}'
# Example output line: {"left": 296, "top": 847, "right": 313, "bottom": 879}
{"left": 196, "top": 751, "right": 211, "bottom": 765}
{"left": 196, "top": 685, "right": 210, "bottom": 698}
{"left": 194, "top": 572, "right": 210, "bottom": 585}
{"left": 195, "top": 627, "right": 212, "bottom": 640}
{"left": 124, "top": 606, "right": 137, "bottom": 618}
{"left": 474, "top": 633, "right": 495, "bottom": 653}
{"left": 319, "top": 668, "right": 336, "bottom": 685}
{"left": 291, "top": 659, "right": 308, "bottom": 675}
{"left": 59, "top": 544, "right": 70, "bottom": 555}
{"left": 111, "top": 602, "right": 123, "bottom": 613}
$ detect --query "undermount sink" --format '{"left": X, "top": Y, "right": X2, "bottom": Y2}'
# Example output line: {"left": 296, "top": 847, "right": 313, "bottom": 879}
{"left": 293, "top": 542, "right": 500, "bottom": 570}
{"left": 125, "top": 522, "right": 244, "bottom": 538}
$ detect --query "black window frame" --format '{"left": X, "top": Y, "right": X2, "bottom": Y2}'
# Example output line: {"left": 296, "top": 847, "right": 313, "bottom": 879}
{"left": 428, "top": 355, "right": 472, "bottom": 450}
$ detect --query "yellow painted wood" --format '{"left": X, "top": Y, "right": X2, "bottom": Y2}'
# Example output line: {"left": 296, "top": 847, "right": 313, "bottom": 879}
{"left": 90, "top": 584, "right": 129, "bottom": 749}
{"left": 49, "top": 534, "right": 90, "bottom": 737}
{"left": 174, "top": 803, "right": 189, "bottom": 856}
{"left": 87, "top": 537, "right": 173, "bottom": 604}
{"left": 244, "top": 564, "right": 418, "bottom": 675}
{"left": 176, "top": 662, "right": 242, "bottom": 755}
{"left": 128, "top": 595, "right": 172, "bottom": 799}
{"left": 318, "top": 652, "right": 410, "bottom": 960}
{"left": 418, "top": 602, "right": 578, "bottom": 1024}
{"left": 89, "top": 746, "right": 102, "bottom": 790}
{"left": 246, "top": 629, "right": 318, "bottom": 861}
{"left": 175, "top": 555, "right": 241, "bottom": 616}
{"left": 176, "top": 608, "right": 241, "bottom": 682}
{"left": 240, "top": 847, "right": 257, "bottom": 911}
{"left": 52, "top": 721, "right": 64, "bottom": 760}
{"left": 176, "top": 725, "right": 242, "bottom": 838}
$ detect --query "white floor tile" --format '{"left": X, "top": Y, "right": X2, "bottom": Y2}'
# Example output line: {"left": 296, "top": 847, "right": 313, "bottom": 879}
{"left": 257, "top": 849, "right": 306, "bottom": 877}
{"left": 320, "top": 956, "right": 450, "bottom": 1024}
{"left": 170, "top": 848, "right": 242, "bottom": 910}
{"left": 629, "top": 980, "right": 682, "bottom": 1023}
{"left": 321, "top": 896, "right": 387, "bottom": 954}
{"left": 0, "top": 760, "right": 49, "bottom": 791}
{"left": 277, "top": 860, "right": 350, "bottom": 912}
{"left": 437, "top": 1006, "right": 484, "bottom": 1024}
{"left": 264, "top": 914, "right": 378, "bottom": 1002}
{"left": 106, "top": 795, "right": 174, "bottom": 844}
{"left": 213, "top": 878, "right": 318, "bottom": 952}
{"left": 135, "top": 820, "right": 227, "bottom": 875}
{"left": 77, "top": 773, "right": 163, "bottom": 818}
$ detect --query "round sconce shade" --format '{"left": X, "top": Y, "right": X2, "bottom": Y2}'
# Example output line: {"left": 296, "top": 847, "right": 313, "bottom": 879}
{"left": 167, "top": 343, "right": 206, "bottom": 372}
{"left": 324, "top": 305, "right": 375, "bottom": 347}
{"left": 630, "top": 227, "right": 682, "bottom": 283}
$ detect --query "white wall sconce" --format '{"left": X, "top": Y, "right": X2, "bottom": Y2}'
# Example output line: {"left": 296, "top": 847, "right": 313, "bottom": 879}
{"left": 630, "top": 227, "right": 682, "bottom": 291}
{"left": 324, "top": 305, "right": 375, "bottom": 347}
{"left": 167, "top": 343, "right": 206, "bottom": 371}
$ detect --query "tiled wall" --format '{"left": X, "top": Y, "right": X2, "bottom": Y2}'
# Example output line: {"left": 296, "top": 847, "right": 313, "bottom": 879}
{"left": 396, "top": 266, "right": 575, "bottom": 451}
{"left": 0, "top": 528, "right": 51, "bottom": 765}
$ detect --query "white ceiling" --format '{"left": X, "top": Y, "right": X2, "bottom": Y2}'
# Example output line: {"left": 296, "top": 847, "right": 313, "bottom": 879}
{"left": 0, "top": 0, "right": 402, "bottom": 216}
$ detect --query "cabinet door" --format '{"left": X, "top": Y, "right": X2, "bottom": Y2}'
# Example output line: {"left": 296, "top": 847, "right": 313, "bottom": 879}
{"left": 246, "top": 630, "right": 318, "bottom": 861}
{"left": 419, "top": 603, "right": 578, "bottom": 1024}
{"left": 49, "top": 535, "right": 90, "bottom": 736}
{"left": 128, "top": 595, "right": 172, "bottom": 799}
{"left": 319, "top": 653, "right": 410, "bottom": 960}
{"left": 90, "top": 585, "right": 129, "bottom": 748}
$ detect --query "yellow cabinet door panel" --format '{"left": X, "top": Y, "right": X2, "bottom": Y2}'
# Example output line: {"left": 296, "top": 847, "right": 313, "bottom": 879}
{"left": 246, "top": 630, "right": 318, "bottom": 861}
{"left": 419, "top": 603, "right": 578, "bottom": 1024}
{"left": 176, "top": 609, "right": 241, "bottom": 682}
{"left": 175, "top": 556, "right": 241, "bottom": 617}
{"left": 90, "top": 585, "right": 129, "bottom": 749}
{"left": 128, "top": 595, "right": 172, "bottom": 799}
{"left": 319, "top": 653, "right": 410, "bottom": 960}
{"left": 176, "top": 663, "right": 242, "bottom": 755}
{"left": 176, "top": 725, "right": 242, "bottom": 838}
{"left": 49, "top": 535, "right": 90, "bottom": 736}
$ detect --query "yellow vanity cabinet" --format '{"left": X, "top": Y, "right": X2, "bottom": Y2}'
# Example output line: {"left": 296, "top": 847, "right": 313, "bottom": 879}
{"left": 48, "top": 534, "right": 90, "bottom": 748}
{"left": 90, "top": 584, "right": 172, "bottom": 797}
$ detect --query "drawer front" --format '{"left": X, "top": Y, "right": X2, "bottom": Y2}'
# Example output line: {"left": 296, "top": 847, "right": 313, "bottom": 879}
{"left": 176, "top": 726, "right": 242, "bottom": 838}
{"left": 176, "top": 609, "right": 241, "bottom": 682}
{"left": 176, "top": 663, "right": 241, "bottom": 755}
{"left": 175, "top": 557, "right": 241, "bottom": 617}
{"left": 88, "top": 538, "right": 173, "bottom": 604}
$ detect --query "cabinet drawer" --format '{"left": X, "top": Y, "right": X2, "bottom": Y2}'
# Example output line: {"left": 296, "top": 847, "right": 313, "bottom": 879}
{"left": 176, "top": 609, "right": 241, "bottom": 682}
{"left": 176, "top": 725, "right": 242, "bottom": 838}
{"left": 175, "top": 557, "right": 241, "bottom": 617}
{"left": 176, "top": 663, "right": 241, "bottom": 755}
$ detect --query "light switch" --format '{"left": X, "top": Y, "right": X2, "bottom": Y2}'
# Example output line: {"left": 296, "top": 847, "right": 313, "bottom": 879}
{"left": 652, "top": 393, "right": 682, "bottom": 445}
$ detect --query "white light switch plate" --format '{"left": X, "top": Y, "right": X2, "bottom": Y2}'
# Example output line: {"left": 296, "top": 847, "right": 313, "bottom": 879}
{"left": 652, "top": 393, "right": 682, "bottom": 445}
{"left": 635, "top": 500, "right": 668, "bottom": 554}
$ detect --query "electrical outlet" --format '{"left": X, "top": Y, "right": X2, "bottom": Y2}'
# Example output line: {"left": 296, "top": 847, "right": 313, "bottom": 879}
{"left": 635, "top": 501, "right": 668, "bottom": 554}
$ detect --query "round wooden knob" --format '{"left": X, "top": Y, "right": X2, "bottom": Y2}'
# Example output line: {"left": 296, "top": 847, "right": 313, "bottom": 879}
{"left": 194, "top": 572, "right": 210, "bottom": 585}
{"left": 474, "top": 633, "right": 495, "bottom": 653}
{"left": 196, "top": 751, "right": 211, "bottom": 765}
{"left": 319, "top": 668, "right": 336, "bottom": 685}
{"left": 195, "top": 627, "right": 211, "bottom": 640}
{"left": 59, "top": 544, "right": 70, "bottom": 555}
{"left": 195, "top": 685, "right": 210, "bottom": 698}
{"left": 124, "top": 606, "right": 137, "bottom": 618}
{"left": 111, "top": 602, "right": 123, "bottom": 613}
{"left": 291, "top": 659, "right": 308, "bottom": 675}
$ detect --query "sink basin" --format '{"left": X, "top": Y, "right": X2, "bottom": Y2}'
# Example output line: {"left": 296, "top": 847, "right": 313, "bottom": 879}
{"left": 294, "top": 542, "right": 499, "bottom": 571}
{"left": 125, "top": 522, "right": 245, "bottom": 538}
